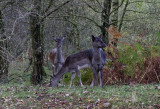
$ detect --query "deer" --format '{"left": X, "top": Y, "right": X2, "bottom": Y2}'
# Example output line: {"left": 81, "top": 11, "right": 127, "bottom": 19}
{"left": 49, "top": 35, "right": 83, "bottom": 87}
{"left": 48, "top": 36, "right": 66, "bottom": 78}
{"left": 50, "top": 34, "right": 107, "bottom": 88}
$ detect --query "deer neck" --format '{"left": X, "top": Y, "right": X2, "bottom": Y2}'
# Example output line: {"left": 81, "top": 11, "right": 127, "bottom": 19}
{"left": 93, "top": 47, "right": 101, "bottom": 61}
{"left": 56, "top": 47, "right": 63, "bottom": 63}
{"left": 93, "top": 47, "right": 101, "bottom": 56}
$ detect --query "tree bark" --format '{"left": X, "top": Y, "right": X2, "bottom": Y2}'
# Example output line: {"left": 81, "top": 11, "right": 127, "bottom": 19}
{"left": 0, "top": 10, "right": 9, "bottom": 83}
{"left": 118, "top": 0, "right": 129, "bottom": 32}
{"left": 30, "top": 0, "right": 44, "bottom": 85}
{"left": 111, "top": 0, "right": 119, "bottom": 47}
{"left": 70, "top": 3, "right": 80, "bottom": 51}
{"left": 101, "top": 0, "right": 112, "bottom": 44}
{"left": 111, "top": 0, "right": 119, "bottom": 28}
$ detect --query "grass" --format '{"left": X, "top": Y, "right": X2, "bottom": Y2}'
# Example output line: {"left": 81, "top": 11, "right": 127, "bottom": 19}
{"left": 0, "top": 61, "right": 159, "bottom": 108}
{"left": 0, "top": 83, "right": 159, "bottom": 108}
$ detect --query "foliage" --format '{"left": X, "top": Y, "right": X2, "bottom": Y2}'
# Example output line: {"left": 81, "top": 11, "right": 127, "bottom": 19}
{"left": 1, "top": 0, "right": 160, "bottom": 107}
{"left": 103, "top": 40, "right": 160, "bottom": 84}
{"left": 117, "top": 42, "right": 145, "bottom": 76}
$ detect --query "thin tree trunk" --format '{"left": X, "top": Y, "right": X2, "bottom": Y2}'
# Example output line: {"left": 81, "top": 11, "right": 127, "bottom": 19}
{"left": 0, "top": 10, "right": 9, "bottom": 83}
{"left": 111, "top": 0, "right": 119, "bottom": 47}
{"left": 71, "top": 3, "right": 80, "bottom": 51}
{"left": 118, "top": 0, "right": 129, "bottom": 32}
{"left": 75, "top": 26, "right": 80, "bottom": 51}
{"left": 111, "top": 0, "right": 119, "bottom": 27}
{"left": 101, "top": 0, "right": 112, "bottom": 44}
{"left": 30, "top": 0, "right": 44, "bottom": 85}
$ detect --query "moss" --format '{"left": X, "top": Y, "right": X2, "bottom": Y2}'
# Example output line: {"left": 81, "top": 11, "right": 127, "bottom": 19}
{"left": 42, "top": 66, "right": 47, "bottom": 77}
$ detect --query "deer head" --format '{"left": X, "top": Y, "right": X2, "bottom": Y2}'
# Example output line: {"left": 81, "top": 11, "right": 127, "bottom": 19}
{"left": 53, "top": 36, "right": 67, "bottom": 48}
{"left": 49, "top": 75, "right": 58, "bottom": 88}
{"left": 91, "top": 35, "right": 107, "bottom": 48}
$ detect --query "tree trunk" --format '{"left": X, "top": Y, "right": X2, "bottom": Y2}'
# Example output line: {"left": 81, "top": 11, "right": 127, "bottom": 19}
{"left": 111, "top": 0, "right": 119, "bottom": 28}
{"left": 101, "top": 0, "right": 112, "bottom": 44}
{"left": 30, "top": 0, "right": 44, "bottom": 85}
{"left": 70, "top": 3, "right": 80, "bottom": 51}
{"left": 75, "top": 25, "right": 80, "bottom": 51}
{"left": 0, "top": 10, "right": 9, "bottom": 83}
{"left": 111, "top": 0, "right": 119, "bottom": 47}
{"left": 118, "top": 0, "right": 129, "bottom": 32}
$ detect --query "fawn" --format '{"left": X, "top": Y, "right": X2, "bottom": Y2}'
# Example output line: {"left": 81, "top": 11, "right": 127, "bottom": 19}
{"left": 48, "top": 36, "right": 66, "bottom": 78}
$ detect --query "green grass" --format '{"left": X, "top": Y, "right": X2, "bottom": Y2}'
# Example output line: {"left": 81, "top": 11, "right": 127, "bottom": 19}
{"left": 0, "top": 83, "right": 160, "bottom": 108}
{"left": 0, "top": 61, "right": 159, "bottom": 108}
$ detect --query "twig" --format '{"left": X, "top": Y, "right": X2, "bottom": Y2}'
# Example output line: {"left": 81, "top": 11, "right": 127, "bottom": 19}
{"left": 154, "top": 70, "right": 160, "bottom": 83}
{"left": 11, "top": 12, "right": 32, "bottom": 35}
{"left": 41, "top": 0, "right": 71, "bottom": 22}
{"left": 83, "top": 0, "right": 102, "bottom": 13}
{"left": 104, "top": 71, "right": 115, "bottom": 85}
{"left": 110, "top": 0, "right": 125, "bottom": 16}
{"left": 139, "top": 61, "right": 152, "bottom": 83}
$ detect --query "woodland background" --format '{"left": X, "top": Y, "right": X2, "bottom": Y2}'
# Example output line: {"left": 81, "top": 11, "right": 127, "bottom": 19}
{"left": 0, "top": 0, "right": 160, "bottom": 108}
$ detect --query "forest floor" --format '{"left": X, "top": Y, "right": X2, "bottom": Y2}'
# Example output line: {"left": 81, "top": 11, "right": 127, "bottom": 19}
{"left": 0, "top": 61, "right": 160, "bottom": 109}
{"left": 0, "top": 84, "right": 160, "bottom": 109}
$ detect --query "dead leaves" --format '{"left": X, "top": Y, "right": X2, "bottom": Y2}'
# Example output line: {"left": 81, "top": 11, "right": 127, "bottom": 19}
{"left": 105, "top": 26, "right": 122, "bottom": 39}
{"left": 0, "top": 85, "right": 159, "bottom": 108}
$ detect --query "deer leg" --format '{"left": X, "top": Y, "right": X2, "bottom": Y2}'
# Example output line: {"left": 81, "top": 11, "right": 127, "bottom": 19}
{"left": 55, "top": 64, "right": 59, "bottom": 75}
{"left": 99, "top": 69, "right": 104, "bottom": 87}
{"left": 76, "top": 69, "right": 83, "bottom": 87}
{"left": 90, "top": 80, "right": 94, "bottom": 87}
{"left": 56, "top": 64, "right": 64, "bottom": 86}
{"left": 61, "top": 75, "right": 65, "bottom": 86}
{"left": 91, "top": 67, "right": 98, "bottom": 86}
{"left": 52, "top": 65, "right": 55, "bottom": 76}
{"left": 69, "top": 72, "right": 76, "bottom": 87}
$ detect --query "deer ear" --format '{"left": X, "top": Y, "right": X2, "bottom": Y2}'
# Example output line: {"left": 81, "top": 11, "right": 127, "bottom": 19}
{"left": 50, "top": 74, "right": 56, "bottom": 78}
{"left": 99, "top": 34, "right": 103, "bottom": 38}
{"left": 53, "top": 74, "right": 56, "bottom": 77}
{"left": 91, "top": 35, "right": 95, "bottom": 42}
{"left": 62, "top": 36, "right": 67, "bottom": 40}
{"left": 53, "top": 36, "right": 57, "bottom": 42}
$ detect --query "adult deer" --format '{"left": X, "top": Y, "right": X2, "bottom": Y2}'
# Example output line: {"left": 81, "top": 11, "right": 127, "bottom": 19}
{"left": 49, "top": 36, "right": 66, "bottom": 76}
{"left": 50, "top": 35, "right": 107, "bottom": 88}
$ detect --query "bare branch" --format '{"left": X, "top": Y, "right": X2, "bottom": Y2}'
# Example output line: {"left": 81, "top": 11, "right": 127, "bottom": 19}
{"left": 41, "top": 0, "right": 71, "bottom": 22}
{"left": 110, "top": 0, "right": 125, "bottom": 16}
{"left": 129, "top": 1, "right": 160, "bottom": 4}
{"left": 65, "top": 14, "right": 101, "bottom": 28}
{"left": 44, "top": 0, "right": 55, "bottom": 13}
{"left": 123, "top": 16, "right": 160, "bottom": 22}
{"left": 118, "top": 0, "right": 129, "bottom": 32}
{"left": 126, "top": 10, "right": 156, "bottom": 15}
{"left": 83, "top": 0, "right": 102, "bottom": 13}
{"left": 95, "top": 0, "right": 103, "bottom": 8}
{"left": 11, "top": 12, "right": 32, "bottom": 35}
{"left": 0, "top": 1, "right": 14, "bottom": 10}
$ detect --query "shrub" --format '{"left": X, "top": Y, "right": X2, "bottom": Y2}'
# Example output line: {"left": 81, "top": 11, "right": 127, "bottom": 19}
{"left": 103, "top": 42, "right": 160, "bottom": 85}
